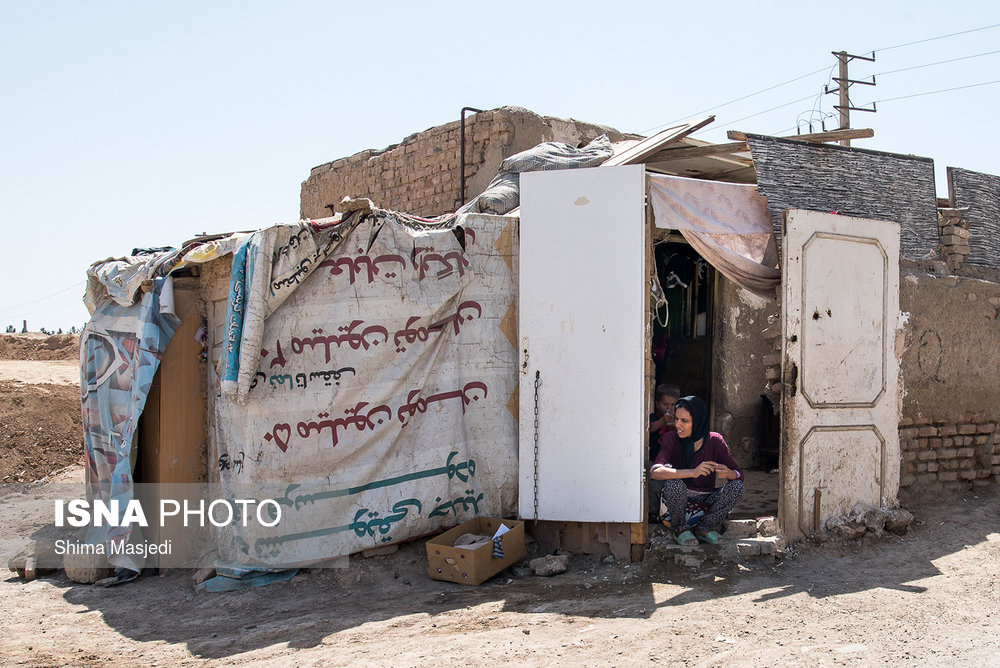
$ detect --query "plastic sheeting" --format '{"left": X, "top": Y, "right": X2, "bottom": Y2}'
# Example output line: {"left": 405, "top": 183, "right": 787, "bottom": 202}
{"left": 458, "top": 134, "right": 614, "bottom": 216}
{"left": 648, "top": 173, "right": 780, "bottom": 298}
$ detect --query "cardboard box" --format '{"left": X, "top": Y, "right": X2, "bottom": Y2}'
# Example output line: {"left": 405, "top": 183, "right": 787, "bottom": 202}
{"left": 426, "top": 517, "right": 526, "bottom": 585}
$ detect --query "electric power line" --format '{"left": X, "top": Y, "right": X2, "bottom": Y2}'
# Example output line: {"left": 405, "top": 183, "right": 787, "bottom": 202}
{"left": 643, "top": 22, "right": 1000, "bottom": 137}
{"left": 867, "top": 79, "right": 1000, "bottom": 104}
{"left": 640, "top": 67, "right": 830, "bottom": 134}
{"left": 874, "top": 48, "right": 1000, "bottom": 77}
{"left": 0, "top": 280, "right": 85, "bottom": 312}
{"left": 872, "top": 23, "right": 1000, "bottom": 53}
{"left": 690, "top": 94, "right": 817, "bottom": 137}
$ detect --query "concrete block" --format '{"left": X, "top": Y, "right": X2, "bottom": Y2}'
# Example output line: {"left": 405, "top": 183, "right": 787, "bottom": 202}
{"left": 735, "top": 541, "right": 762, "bottom": 557}
{"left": 917, "top": 426, "right": 937, "bottom": 437}
{"left": 724, "top": 519, "right": 758, "bottom": 538}
{"left": 917, "top": 450, "right": 937, "bottom": 461}
{"left": 960, "top": 470, "right": 977, "bottom": 480}
{"left": 938, "top": 471, "right": 958, "bottom": 482}
{"left": 674, "top": 553, "right": 704, "bottom": 568}
{"left": 958, "top": 424, "right": 978, "bottom": 435}
{"left": 756, "top": 517, "right": 778, "bottom": 536}
{"left": 754, "top": 536, "right": 786, "bottom": 554}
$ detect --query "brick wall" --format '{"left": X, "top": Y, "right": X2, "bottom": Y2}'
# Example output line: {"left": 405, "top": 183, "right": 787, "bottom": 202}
{"left": 300, "top": 106, "right": 636, "bottom": 219}
{"left": 899, "top": 417, "right": 998, "bottom": 489}
{"left": 897, "top": 204, "right": 1000, "bottom": 498}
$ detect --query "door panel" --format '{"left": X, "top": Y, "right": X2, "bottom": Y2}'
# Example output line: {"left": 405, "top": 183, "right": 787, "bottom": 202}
{"left": 780, "top": 210, "right": 900, "bottom": 539}
{"left": 517, "top": 165, "right": 647, "bottom": 522}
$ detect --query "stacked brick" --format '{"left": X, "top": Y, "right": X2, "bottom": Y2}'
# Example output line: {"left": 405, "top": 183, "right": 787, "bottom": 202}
{"left": 938, "top": 208, "right": 971, "bottom": 271}
{"left": 899, "top": 416, "right": 998, "bottom": 489}
{"left": 299, "top": 107, "right": 632, "bottom": 220}
{"left": 300, "top": 110, "right": 515, "bottom": 218}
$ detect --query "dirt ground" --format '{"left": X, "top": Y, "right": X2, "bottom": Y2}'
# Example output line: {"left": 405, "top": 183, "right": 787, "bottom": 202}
{"left": 0, "top": 334, "right": 83, "bottom": 484}
{"left": 1, "top": 476, "right": 997, "bottom": 667}
{"left": 1, "top": 337, "right": 999, "bottom": 666}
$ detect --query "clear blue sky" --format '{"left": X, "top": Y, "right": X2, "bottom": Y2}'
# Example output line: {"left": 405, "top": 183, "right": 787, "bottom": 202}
{"left": 2, "top": 1, "right": 998, "bottom": 331}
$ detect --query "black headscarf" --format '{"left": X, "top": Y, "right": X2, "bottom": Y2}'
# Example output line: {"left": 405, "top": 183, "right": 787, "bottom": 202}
{"left": 675, "top": 395, "right": 709, "bottom": 469}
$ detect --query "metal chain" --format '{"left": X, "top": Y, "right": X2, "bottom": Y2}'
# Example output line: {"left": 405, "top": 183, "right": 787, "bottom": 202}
{"left": 532, "top": 370, "right": 541, "bottom": 521}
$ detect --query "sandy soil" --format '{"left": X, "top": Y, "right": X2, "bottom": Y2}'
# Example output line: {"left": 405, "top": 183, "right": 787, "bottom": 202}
{"left": 0, "top": 360, "right": 80, "bottom": 386}
{"left": 1, "top": 336, "right": 998, "bottom": 666}
{"left": 1, "top": 475, "right": 997, "bottom": 667}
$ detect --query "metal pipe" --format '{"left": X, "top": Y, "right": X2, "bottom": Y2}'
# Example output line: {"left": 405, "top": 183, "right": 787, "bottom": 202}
{"left": 459, "top": 106, "right": 484, "bottom": 206}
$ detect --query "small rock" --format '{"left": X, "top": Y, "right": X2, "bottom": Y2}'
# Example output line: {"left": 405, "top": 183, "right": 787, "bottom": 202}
{"left": 825, "top": 516, "right": 866, "bottom": 541}
{"left": 511, "top": 566, "right": 533, "bottom": 578}
{"left": 884, "top": 508, "right": 914, "bottom": 534}
{"left": 529, "top": 554, "right": 569, "bottom": 577}
{"left": 63, "top": 551, "right": 112, "bottom": 584}
{"left": 601, "top": 555, "right": 616, "bottom": 565}
{"left": 857, "top": 507, "right": 886, "bottom": 535}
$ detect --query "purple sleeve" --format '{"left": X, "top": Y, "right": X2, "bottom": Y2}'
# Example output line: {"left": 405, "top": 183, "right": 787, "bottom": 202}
{"left": 651, "top": 430, "right": 679, "bottom": 472}
{"left": 711, "top": 433, "right": 743, "bottom": 481}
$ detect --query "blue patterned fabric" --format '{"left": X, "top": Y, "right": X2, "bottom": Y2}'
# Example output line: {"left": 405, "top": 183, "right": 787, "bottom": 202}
{"left": 80, "top": 276, "right": 180, "bottom": 561}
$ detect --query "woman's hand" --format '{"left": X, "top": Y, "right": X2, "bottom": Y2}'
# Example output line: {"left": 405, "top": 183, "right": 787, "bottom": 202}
{"left": 691, "top": 461, "right": 715, "bottom": 478}
{"left": 714, "top": 464, "right": 735, "bottom": 480}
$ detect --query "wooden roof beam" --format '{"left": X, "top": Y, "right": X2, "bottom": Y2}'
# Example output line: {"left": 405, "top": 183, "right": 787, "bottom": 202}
{"left": 726, "top": 127, "right": 874, "bottom": 143}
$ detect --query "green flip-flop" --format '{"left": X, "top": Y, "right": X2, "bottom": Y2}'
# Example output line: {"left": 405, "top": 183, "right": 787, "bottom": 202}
{"left": 675, "top": 530, "right": 698, "bottom": 546}
{"left": 695, "top": 529, "right": 723, "bottom": 544}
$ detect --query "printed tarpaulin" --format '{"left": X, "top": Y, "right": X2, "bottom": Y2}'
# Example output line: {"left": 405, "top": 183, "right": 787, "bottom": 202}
{"left": 79, "top": 276, "right": 180, "bottom": 569}
{"left": 648, "top": 172, "right": 780, "bottom": 298}
{"left": 219, "top": 222, "right": 350, "bottom": 401}
{"left": 211, "top": 213, "right": 519, "bottom": 566}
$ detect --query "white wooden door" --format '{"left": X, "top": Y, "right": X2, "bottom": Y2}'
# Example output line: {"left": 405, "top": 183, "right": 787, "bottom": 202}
{"left": 517, "top": 165, "right": 647, "bottom": 522}
{"left": 780, "top": 209, "right": 901, "bottom": 539}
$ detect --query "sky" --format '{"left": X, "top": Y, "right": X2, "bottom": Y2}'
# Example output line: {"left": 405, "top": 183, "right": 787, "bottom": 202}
{"left": 1, "top": 1, "right": 998, "bottom": 331}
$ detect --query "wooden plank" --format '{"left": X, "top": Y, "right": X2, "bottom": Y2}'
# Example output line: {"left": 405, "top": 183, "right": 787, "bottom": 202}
{"left": 652, "top": 141, "right": 749, "bottom": 160}
{"left": 606, "top": 522, "right": 631, "bottom": 562}
{"left": 727, "top": 127, "right": 874, "bottom": 143}
{"left": 604, "top": 116, "right": 716, "bottom": 167}
{"left": 630, "top": 521, "right": 648, "bottom": 545}
{"left": 528, "top": 521, "right": 561, "bottom": 556}
{"left": 158, "top": 286, "right": 206, "bottom": 485}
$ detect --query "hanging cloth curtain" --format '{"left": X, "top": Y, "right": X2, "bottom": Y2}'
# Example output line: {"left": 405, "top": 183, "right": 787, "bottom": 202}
{"left": 648, "top": 173, "right": 780, "bottom": 299}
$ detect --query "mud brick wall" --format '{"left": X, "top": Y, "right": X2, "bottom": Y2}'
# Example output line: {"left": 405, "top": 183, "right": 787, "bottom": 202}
{"left": 898, "top": 201, "right": 1000, "bottom": 498}
{"left": 300, "top": 106, "right": 635, "bottom": 219}
{"left": 899, "top": 418, "right": 998, "bottom": 489}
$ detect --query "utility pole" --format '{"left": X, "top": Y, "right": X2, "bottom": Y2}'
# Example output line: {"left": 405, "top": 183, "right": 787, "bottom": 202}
{"left": 825, "top": 51, "right": 877, "bottom": 147}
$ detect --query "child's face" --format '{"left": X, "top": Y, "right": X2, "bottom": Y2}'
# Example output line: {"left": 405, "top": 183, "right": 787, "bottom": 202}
{"left": 655, "top": 394, "right": 677, "bottom": 420}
